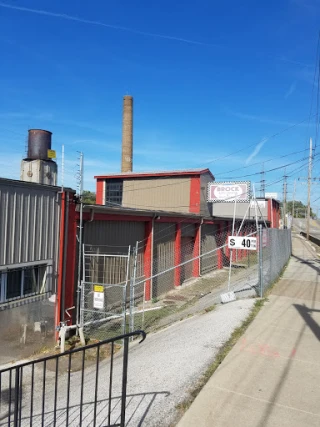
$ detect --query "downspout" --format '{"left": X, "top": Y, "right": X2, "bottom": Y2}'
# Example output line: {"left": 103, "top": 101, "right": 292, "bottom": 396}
{"left": 61, "top": 192, "right": 69, "bottom": 320}
{"left": 150, "top": 213, "right": 155, "bottom": 300}
{"left": 89, "top": 208, "right": 95, "bottom": 222}
{"left": 55, "top": 191, "right": 66, "bottom": 341}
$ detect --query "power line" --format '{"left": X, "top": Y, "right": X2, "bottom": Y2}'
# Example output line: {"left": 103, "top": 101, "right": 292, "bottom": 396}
{"left": 197, "top": 113, "right": 318, "bottom": 168}
{"left": 102, "top": 153, "right": 320, "bottom": 211}
{"left": 216, "top": 155, "right": 311, "bottom": 180}
{"left": 213, "top": 147, "right": 309, "bottom": 178}
{"left": 103, "top": 153, "right": 316, "bottom": 201}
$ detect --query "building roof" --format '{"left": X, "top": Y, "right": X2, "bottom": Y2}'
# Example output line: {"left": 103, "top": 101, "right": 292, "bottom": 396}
{"left": 79, "top": 203, "right": 203, "bottom": 219}
{"left": 0, "top": 177, "right": 74, "bottom": 192}
{"left": 95, "top": 168, "right": 214, "bottom": 180}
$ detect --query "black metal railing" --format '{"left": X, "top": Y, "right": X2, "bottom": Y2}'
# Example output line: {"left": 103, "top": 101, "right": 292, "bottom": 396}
{"left": 0, "top": 330, "right": 146, "bottom": 427}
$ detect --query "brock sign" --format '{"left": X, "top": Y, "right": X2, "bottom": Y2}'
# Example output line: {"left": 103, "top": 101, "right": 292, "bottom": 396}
{"left": 207, "top": 182, "right": 250, "bottom": 203}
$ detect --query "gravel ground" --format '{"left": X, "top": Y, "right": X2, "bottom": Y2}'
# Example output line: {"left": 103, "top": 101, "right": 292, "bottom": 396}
{"left": 0, "top": 298, "right": 255, "bottom": 426}
{"left": 125, "top": 298, "right": 255, "bottom": 427}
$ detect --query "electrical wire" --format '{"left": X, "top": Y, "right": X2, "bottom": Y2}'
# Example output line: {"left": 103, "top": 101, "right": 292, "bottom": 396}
{"left": 212, "top": 147, "right": 309, "bottom": 177}
{"left": 196, "top": 113, "right": 318, "bottom": 167}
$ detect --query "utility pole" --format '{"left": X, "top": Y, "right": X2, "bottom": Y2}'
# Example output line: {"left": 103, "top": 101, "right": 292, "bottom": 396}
{"left": 260, "top": 163, "right": 265, "bottom": 198}
{"left": 76, "top": 152, "right": 84, "bottom": 330}
{"left": 283, "top": 169, "right": 287, "bottom": 228}
{"left": 292, "top": 179, "right": 296, "bottom": 218}
{"left": 306, "top": 138, "right": 313, "bottom": 240}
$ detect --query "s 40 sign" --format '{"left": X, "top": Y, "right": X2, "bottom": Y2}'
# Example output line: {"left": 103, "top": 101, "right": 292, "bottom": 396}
{"left": 228, "top": 236, "right": 257, "bottom": 251}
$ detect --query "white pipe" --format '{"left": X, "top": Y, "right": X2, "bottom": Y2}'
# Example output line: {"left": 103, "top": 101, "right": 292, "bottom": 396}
{"left": 79, "top": 327, "right": 86, "bottom": 346}
{"left": 60, "top": 326, "right": 66, "bottom": 353}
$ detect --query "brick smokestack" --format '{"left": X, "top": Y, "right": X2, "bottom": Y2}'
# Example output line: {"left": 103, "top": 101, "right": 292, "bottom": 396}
{"left": 121, "top": 95, "right": 133, "bottom": 172}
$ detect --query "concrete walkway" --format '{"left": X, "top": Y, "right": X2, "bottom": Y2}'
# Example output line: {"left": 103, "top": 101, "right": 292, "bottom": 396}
{"left": 177, "top": 233, "right": 320, "bottom": 427}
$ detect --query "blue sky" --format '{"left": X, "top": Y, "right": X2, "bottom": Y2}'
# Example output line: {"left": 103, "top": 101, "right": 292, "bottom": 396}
{"left": 0, "top": 0, "right": 320, "bottom": 209}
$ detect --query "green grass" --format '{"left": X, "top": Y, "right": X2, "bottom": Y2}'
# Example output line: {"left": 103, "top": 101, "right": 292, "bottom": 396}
{"left": 203, "top": 304, "right": 216, "bottom": 313}
{"left": 175, "top": 298, "right": 267, "bottom": 416}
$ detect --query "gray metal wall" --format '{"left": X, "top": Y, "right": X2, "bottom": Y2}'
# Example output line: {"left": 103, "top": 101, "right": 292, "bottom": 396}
{"left": 0, "top": 179, "right": 61, "bottom": 267}
{"left": 0, "top": 179, "right": 62, "bottom": 364}
{"left": 200, "top": 172, "right": 214, "bottom": 217}
{"left": 84, "top": 220, "right": 145, "bottom": 251}
{"left": 153, "top": 223, "right": 175, "bottom": 297}
{"left": 200, "top": 224, "right": 219, "bottom": 274}
{"left": 212, "top": 201, "right": 268, "bottom": 220}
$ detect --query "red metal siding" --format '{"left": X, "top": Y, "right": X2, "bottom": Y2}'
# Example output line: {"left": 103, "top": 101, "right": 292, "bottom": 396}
{"left": 144, "top": 221, "right": 153, "bottom": 301}
{"left": 96, "top": 179, "right": 104, "bottom": 205}
{"left": 189, "top": 176, "right": 201, "bottom": 213}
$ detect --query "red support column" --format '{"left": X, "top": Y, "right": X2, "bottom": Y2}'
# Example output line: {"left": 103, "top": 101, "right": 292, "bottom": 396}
{"left": 174, "top": 223, "right": 182, "bottom": 286}
{"left": 267, "top": 199, "right": 272, "bottom": 228}
{"left": 192, "top": 223, "right": 201, "bottom": 277}
{"left": 96, "top": 179, "right": 104, "bottom": 205}
{"left": 217, "top": 222, "right": 223, "bottom": 269}
{"left": 189, "top": 177, "right": 201, "bottom": 213}
{"left": 56, "top": 191, "right": 77, "bottom": 341}
{"left": 55, "top": 192, "right": 66, "bottom": 340}
{"left": 144, "top": 221, "right": 152, "bottom": 301}
{"left": 64, "top": 193, "right": 77, "bottom": 312}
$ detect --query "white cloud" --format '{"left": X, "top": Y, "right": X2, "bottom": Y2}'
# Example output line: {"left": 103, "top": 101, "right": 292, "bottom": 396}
{"left": 245, "top": 138, "right": 268, "bottom": 165}
{"left": 285, "top": 81, "right": 297, "bottom": 99}
{"left": 226, "top": 108, "right": 310, "bottom": 127}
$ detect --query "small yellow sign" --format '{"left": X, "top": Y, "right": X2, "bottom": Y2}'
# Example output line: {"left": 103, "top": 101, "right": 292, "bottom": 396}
{"left": 47, "top": 149, "right": 56, "bottom": 159}
{"left": 94, "top": 285, "right": 104, "bottom": 293}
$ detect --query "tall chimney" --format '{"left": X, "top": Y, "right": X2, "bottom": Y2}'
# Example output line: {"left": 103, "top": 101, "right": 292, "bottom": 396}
{"left": 121, "top": 95, "right": 133, "bottom": 172}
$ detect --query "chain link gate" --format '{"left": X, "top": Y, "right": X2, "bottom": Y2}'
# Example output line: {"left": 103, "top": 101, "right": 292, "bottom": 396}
{"left": 80, "top": 245, "right": 131, "bottom": 341}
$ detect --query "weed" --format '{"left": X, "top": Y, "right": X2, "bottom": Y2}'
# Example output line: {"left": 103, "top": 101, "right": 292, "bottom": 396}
{"left": 204, "top": 305, "right": 216, "bottom": 313}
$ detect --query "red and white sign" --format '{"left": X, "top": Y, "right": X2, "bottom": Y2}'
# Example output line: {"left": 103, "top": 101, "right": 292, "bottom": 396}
{"left": 208, "top": 182, "right": 250, "bottom": 203}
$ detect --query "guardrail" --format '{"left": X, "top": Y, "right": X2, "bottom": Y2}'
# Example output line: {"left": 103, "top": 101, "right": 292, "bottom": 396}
{"left": 299, "top": 231, "right": 320, "bottom": 247}
{"left": 0, "top": 330, "right": 146, "bottom": 427}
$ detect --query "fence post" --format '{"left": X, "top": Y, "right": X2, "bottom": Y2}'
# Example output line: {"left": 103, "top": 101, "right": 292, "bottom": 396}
{"left": 130, "top": 242, "right": 138, "bottom": 334}
{"left": 13, "top": 366, "right": 20, "bottom": 427}
{"left": 120, "top": 336, "right": 129, "bottom": 427}
{"left": 259, "top": 225, "right": 263, "bottom": 297}
{"left": 174, "top": 223, "right": 182, "bottom": 286}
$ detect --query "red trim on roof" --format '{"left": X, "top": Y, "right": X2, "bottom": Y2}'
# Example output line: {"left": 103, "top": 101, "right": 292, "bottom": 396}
{"left": 94, "top": 169, "right": 214, "bottom": 180}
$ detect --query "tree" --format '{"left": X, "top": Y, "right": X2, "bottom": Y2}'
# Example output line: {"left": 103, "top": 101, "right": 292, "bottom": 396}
{"left": 283, "top": 200, "right": 315, "bottom": 219}
{"left": 82, "top": 190, "right": 96, "bottom": 204}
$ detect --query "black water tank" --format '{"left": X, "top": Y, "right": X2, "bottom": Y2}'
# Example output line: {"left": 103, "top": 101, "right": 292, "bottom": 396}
{"left": 27, "top": 129, "right": 52, "bottom": 160}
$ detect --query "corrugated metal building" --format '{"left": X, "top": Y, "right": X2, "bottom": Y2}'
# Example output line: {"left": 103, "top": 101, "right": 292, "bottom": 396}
{"left": 0, "top": 178, "right": 75, "bottom": 364}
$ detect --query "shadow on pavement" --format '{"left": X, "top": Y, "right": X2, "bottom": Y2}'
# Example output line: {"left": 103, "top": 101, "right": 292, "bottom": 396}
{"left": 0, "top": 391, "right": 170, "bottom": 427}
{"left": 256, "top": 248, "right": 319, "bottom": 427}
{"left": 293, "top": 304, "right": 320, "bottom": 341}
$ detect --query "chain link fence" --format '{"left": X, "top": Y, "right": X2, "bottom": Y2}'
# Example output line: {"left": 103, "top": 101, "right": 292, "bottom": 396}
{"left": 260, "top": 228, "right": 292, "bottom": 296}
{"left": 80, "top": 225, "right": 292, "bottom": 341}
{"left": 80, "top": 245, "right": 131, "bottom": 340}
{"left": 130, "top": 223, "right": 260, "bottom": 332}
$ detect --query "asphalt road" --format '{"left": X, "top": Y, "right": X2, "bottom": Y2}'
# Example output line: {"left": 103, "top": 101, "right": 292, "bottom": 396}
{"left": 292, "top": 218, "right": 320, "bottom": 240}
